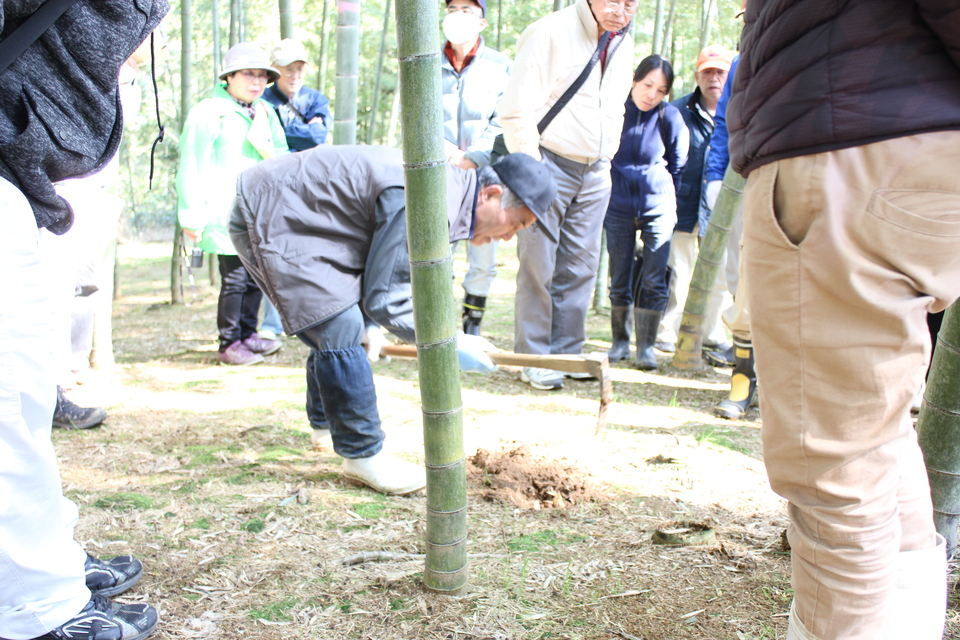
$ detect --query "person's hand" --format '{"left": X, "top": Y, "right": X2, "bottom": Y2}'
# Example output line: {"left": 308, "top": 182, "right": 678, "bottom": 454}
{"left": 457, "top": 158, "right": 477, "bottom": 171}
{"left": 457, "top": 333, "right": 497, "bottom": 373}
{"left": 362, "top": 324, "right": 392, "bottom": 364}
{"left": 705, "top": 180, "right": 722, "bottom": 211}
{"left": 446, "top": 147, "right": 466, "bottom": 166}
{"left": 183, "top": 228, "right": 198, "bottom": 242}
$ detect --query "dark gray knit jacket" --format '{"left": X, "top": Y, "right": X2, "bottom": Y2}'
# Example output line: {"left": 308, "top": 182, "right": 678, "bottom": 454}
{"left": 0, "top": 0, "right": 168, "bottom": 233}
{"left": 728, "top": 0, "right": 960, "bottom": 176}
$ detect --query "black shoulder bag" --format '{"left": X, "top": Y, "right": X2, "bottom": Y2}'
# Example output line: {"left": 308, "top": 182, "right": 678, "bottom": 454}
{"left": 269, "top": 83, "right": 310, "bottom": 124}
{"left": 490, "top": 25, "right": 629, "bottom": 163}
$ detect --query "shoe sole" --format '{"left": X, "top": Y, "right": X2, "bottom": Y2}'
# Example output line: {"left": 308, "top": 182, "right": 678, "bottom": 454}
{"left": 52, "top": 418, "right": 105, "bottom": 429}
{"left": 521, "top": 373, "right": 562, "bottom": 390}
{"left": 219, "top": 355, "right": 264, "bottom": 366}
{"left": 92, "top": 570, "right": 142, "bottom": 598}
{"left": 564, "top": 371, "right": 595, "bottom": 380}
{"left": 341, "top": 473, "right": 426, "bottom": 496}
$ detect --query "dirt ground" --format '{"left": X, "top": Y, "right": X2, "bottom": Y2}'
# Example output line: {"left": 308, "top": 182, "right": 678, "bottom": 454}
{"left": 56, "top": 241, "right": 960, "bottom": 639}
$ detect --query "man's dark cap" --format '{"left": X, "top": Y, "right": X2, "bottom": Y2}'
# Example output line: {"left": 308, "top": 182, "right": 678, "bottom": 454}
{"left": 445, "top": 0, "right": 487, "bottom": 17}
{"left": 490, "top": 153, "right": 556, "bottom": 219}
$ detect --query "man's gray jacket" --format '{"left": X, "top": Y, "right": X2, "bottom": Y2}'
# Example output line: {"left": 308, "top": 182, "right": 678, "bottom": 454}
{"left": 229, "top": 145, "right": 476, "bottom": 340}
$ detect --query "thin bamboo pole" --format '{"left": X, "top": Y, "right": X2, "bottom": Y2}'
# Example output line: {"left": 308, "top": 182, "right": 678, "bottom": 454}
{"left": 333, "top": 0, "right": 361, "bottom": 144}
{"left": 395, "top": 0, "right": 468, "bottom": 594}
{"left": 367, "top": 1, "right": 392, "bottom": 145}
{"left": 317, "top": 0, "right": 329, "bottom": 91}
{"left": 172, "top": 0, "right": 193, "bottom": 305}
{"left": 651, "top": 0, "right": 665, "bottom": 55}
{"left": 672, "top": 165, "right": 744, "bottom": 369}
{"left": 212, "top": 0, "right": 221, "bottom": 83}
{"left": 279, "top": 0, "right": 294, "bottom": 39}
{"left": 917, "top": 301, "right": 960, "bottom": 556}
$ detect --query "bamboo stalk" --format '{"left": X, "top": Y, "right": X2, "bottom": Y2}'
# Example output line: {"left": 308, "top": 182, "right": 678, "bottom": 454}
{"left": 672, "top": 165, "right": 744, "bottom": 369}
{"left": 395, "top": 0, "right": 468, "bottom": 593}
{"left": 917, "top": 300, "right": 960, "bottom": 556}
{"left": 334, "top": 0, "right": 361, "bottom": 144}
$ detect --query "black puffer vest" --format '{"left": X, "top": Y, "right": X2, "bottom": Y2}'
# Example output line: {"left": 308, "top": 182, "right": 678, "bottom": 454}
{"left": 728, "top": 0, "right": 960, "bottom": 176}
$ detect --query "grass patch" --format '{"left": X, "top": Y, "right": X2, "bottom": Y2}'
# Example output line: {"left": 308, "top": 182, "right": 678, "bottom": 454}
{"left": 185, "top": 444, "right": 243, "bottom": 466}
{"left": 248, "top": 597, "right": 300, "bottom": 621}
{"left": 242, "top": 518, "right": 266, "bottom": 533}
{"left": 93, "top": 492, "right": 156, "bottom": 511}
{"left": 258, "top": 446, "right": 306, "bottom": 462}
{"left": 695, "top": 426, "right": 752, "bottom": 455}
{"left": 352, "top": 501, "right": 387, "bottom": 519}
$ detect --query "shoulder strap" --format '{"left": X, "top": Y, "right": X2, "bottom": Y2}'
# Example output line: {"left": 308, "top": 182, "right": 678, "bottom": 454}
{"left": 0, "top": 0, "right": 80, "bottom": 76}
{"left": 537, "top": 24, "right": 629, "bottom": 136}
{"left": 269, "top": 83, "right": 309, "bottom": 124}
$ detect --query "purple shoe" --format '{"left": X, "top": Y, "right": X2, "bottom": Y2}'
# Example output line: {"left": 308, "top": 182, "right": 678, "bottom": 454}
{"left": 243, "top": 332, "right": 282, "bottom": 356}
{"left": 219, "top": 340, "right": 264, "bottom": 366}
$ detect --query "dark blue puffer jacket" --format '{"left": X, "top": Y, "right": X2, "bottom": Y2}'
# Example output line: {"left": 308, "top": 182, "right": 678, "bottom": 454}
{"left": 607, "top": 96, "right": 689, "bottom": 218}
{"left": 671, "top": 89, "right": 714, "bottom": 234}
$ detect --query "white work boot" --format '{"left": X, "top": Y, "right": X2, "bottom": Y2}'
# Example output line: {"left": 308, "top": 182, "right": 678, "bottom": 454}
{"left": 786, "top": 601, "right": 819, "bottom": 640}
{"left": 341, "top": 450, "right": 426, "bottom": 495}
{"left": 884, "top": 533, "right": 947, "bottom": 639}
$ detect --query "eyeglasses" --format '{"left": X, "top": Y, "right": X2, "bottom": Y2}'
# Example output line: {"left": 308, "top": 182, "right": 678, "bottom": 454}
{"left": 602, "top": 0, "right": 638, "bottom": 14}
{"left": 446, "top": 5, "right": 482, "bottom": 16}
{"left": 280, "top": 66, "right": 307, "bottom": 78}
{"left": 238, "top": 70, "right": 269, "bottom": 82}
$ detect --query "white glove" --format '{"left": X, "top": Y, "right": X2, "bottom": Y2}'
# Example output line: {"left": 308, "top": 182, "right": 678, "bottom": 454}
{"left": 705, "top": 180, "right": 723, "bottom": 211}
{"left": 362, "top": 324, "right": 391, "bottom": 364}
{"left": 457, "top": 333, "right": 497, "bottom": 374}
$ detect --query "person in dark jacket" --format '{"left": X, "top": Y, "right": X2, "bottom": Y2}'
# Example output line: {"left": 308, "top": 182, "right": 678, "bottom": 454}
{"left": 728, "top": 2, "right": 960, "bottom": 638}
{"left": 0, "top": 2, "right": 168, "bottom": 638}
{"left": 657, "top": 45, "right": 733, "bottom": 355}
{"left": 603, "top": 55, "right": 689, "bottom": 369}
{"left": 262, "top": 39, "right": 331, "bottom": 152}
{"left": 229, "top": 148, "right": 556, "bottom": 496}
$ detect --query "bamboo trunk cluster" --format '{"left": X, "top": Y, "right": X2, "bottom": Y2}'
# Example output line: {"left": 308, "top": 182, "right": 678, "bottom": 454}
{"left": 917, "top": 301, "right": 960, "bottom": 556}
{"left": 672, "top": 165, "right": 745, "bottom": 369}
{"left": 395, "top": 0, "right": 468, "bottom": 593}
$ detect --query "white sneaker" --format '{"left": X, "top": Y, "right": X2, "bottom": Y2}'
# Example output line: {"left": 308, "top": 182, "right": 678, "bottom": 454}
{"left": 341, "top": 451, "right": 426, "bottom": 495}
{"left": 310, "top": 428, "right": 333, "bottom": 452}
{"left": 522, "top": 367, "right": 563, "bottom": 390}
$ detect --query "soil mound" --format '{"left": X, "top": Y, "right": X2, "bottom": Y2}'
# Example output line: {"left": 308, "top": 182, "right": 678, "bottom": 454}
{"left": 468, "top": 444, "right": 608, "bottom": 509}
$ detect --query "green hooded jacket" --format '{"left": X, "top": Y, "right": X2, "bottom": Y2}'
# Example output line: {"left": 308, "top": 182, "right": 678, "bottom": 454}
{"left": 176, "top": 83, "right": 287, "bottom": 255}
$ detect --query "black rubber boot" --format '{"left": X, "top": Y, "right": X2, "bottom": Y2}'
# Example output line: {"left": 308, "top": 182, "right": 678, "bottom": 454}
{"left": 633, "top": 308, "right": 663, "bottom": 371}
{"left": 462, "top": 294, "right": 487, "bottom": 336}
{"left": 714, "top": 338, "right": 757, "bottom": 419}
{"left": 608, "top": 306, "right": 632, "bottom": 362}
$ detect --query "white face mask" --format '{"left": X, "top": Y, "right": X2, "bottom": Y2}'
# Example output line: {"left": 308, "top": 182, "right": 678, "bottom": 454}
{"left": 442, "top": 12, "right": 483, "bottom": 46}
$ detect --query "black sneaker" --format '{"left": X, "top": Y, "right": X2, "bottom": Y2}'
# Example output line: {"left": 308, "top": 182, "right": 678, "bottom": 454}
{"left": 32, "top": 594, "right": 158, "bottom": 640}
{"left": 52, "top": 386, "right": 107, "bottom": 430}
{"left": 85, "top": 554, "right": 143, "bottom": 597}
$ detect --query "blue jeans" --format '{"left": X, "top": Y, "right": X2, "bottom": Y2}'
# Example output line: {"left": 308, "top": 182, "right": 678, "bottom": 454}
{"left": 259, "top": 298, "right": 283, "bottom": 336}
{"left": 298, "top": 304, "right": 385, "bottom": 459}
{"left": 603, "top": 205, "right": 675, "bottom": 311}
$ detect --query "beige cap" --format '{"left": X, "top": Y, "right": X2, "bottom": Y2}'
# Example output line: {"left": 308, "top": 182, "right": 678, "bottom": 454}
{"left": 271, "top": 39, "right": 309, "bottom": 67}
{"left": 220, "top": 42, "right": 279, "bottom": 82}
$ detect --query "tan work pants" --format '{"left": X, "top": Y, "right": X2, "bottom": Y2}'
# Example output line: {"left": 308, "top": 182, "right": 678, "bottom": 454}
{"left": 742, "top": 132, "right": 960, "bottom": 640}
